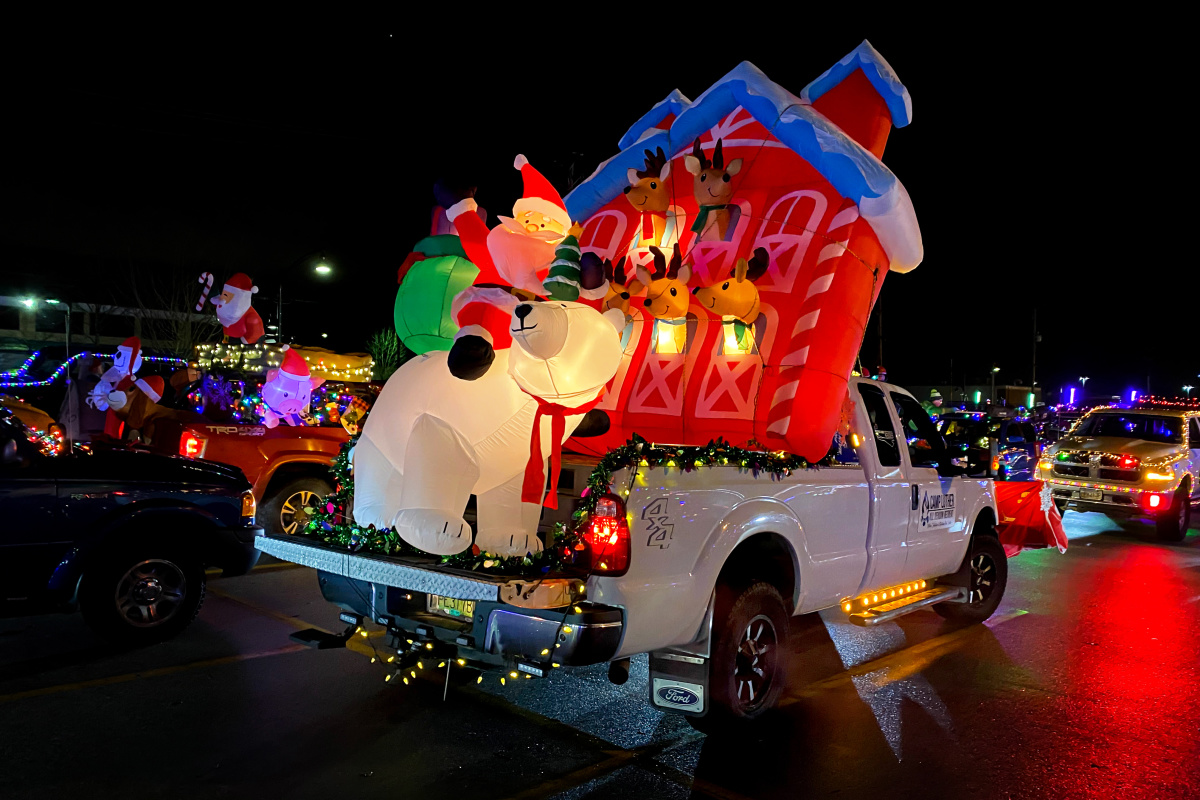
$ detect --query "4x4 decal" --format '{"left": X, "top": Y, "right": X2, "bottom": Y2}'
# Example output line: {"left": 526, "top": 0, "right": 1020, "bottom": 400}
{"left": 642, "top": 497, "right": 674, "bottom": 549}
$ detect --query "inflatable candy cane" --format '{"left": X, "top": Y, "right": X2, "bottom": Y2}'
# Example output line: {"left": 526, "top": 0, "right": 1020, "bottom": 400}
{"left": 195, "top": 272, "right": 214, "bottom": 312}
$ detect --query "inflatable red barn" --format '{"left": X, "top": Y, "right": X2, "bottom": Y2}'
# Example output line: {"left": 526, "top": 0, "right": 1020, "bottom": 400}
{"left": 564, "top": 42, "right": 923, "bottom": 461}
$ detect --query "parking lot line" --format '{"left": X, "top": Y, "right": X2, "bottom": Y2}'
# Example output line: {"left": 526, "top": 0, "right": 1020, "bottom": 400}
{"left": 0, "top": 643, "right": 307, "bottom": 705}
{"left": 206, "top": 586, "right": 333, "bottom": 633}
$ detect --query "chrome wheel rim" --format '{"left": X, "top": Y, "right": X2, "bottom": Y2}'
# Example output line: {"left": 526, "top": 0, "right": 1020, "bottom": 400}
{"left": 734, "top": 614, "right": 777, "bottom": 712}
{"left": 969, "top": 551, "right": 997, "bottom": 605}
{"left": 281, "top": 490, "right": 319, "bottom": 535}
{"left": 115, "top": 559, "right": 187, "bottom": 628}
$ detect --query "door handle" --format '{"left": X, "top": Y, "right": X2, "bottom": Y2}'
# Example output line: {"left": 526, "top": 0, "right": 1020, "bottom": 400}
{"left": 911, "top": 484, "right": 919, "bottom": 510}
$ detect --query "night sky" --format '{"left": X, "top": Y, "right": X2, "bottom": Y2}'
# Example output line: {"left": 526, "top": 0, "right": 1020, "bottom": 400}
{"left": 2, "top": 28, "right": 1186, "bottom": 403}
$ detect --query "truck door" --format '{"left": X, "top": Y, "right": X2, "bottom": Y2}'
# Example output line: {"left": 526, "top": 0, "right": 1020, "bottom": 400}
{"left": 889, "top": 391, "right": 970, "bottom": 580}
{"left": 854, "top": 383, "right": 911, "bottom": 589}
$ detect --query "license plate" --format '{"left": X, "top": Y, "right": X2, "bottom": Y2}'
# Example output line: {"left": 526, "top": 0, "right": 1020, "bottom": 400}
{"left": 1080, "top": 489, "right": 1103, "bottom": 501}
{"left": 426, "top": 594, "right": 475, "bottom": 619}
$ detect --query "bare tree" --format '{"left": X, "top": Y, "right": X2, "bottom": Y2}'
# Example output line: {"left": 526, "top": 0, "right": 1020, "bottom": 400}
{"left": 367, "top": 328, "right": 405, "bottom": 381}
{"left": 128, "top": 267, "right": 222, "bottom": 359}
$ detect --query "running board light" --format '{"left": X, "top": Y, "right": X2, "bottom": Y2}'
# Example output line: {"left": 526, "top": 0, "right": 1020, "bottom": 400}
{"left": 842, "top": 579, "right": 929, "bottom": 613}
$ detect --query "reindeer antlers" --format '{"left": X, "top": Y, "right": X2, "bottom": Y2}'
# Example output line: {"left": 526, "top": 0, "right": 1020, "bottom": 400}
{"left": 635, "top": 147, "right": 668, "bottom": 180}
{"left": 689, "top": 137, "right": 727, "bottom": 171}
{"left": 648, "top": 243, "right": 683, "bottom": 280}
{"left": 601, "top": 255, "right": 629, "bottom": 286}
{"left": 745, "top": 247, "right": 770, "bottom": 282}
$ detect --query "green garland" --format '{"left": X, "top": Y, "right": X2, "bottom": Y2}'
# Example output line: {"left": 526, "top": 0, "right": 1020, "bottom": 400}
{"left": 298, "top": 432, "right": 832, "bottom": 577}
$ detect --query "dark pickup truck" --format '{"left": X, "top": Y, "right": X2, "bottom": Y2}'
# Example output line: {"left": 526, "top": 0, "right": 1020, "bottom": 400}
{"left": 0, "top": 409, "right": 262, "bottom": 643}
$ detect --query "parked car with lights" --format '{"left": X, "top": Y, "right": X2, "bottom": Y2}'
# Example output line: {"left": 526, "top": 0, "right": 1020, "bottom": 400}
{"left": 255, "top": 379, "right": 1004, "bottom": 729}
{"left": 937, "top": 410, "right": 1039, "bottom": 481}
{"left": 0, "top": 408, "right": 262, "bottom": 643}
{"left": 1037, "top": 404, "right": 1199, "bottom": 540}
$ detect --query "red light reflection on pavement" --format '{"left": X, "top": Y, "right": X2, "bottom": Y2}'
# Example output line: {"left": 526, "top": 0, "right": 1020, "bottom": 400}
{"left": 1045, "top": 545, "right": 1200, "bottom": 796}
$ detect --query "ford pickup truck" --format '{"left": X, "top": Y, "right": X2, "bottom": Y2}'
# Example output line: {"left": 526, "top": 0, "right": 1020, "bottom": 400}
{"left": 255, "top": 379, "right": 1003, "bottom": 728}
{"left": 1038, "top": 403, "right": 1198, "bottom": 541}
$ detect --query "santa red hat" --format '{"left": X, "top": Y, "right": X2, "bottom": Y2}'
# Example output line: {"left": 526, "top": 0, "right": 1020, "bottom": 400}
{"left": 278, "top": 346, "right": 310, "bottom": 380}
{"left": 134, "top": 375, "right": 164, "bottom": 404}
{"left": 117, "top": 336, "right": 143, "bottom": 373}
{"left": 223, "top": 273, "right": 259, "bottom": 296}
{"left": 512, "top": 154, "right": 571, "bottom": 230}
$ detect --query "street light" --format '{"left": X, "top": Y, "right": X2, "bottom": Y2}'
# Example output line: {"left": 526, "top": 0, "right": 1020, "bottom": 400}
{"left": 990, "top": 365, "right": 1000, "bottom": 405}
{"left": 21, "top": 298, "right": 34, "bottom": 308}
{"left": 314, "top": 263, "right": 332, "bottom": 276}
{"left": 1185, "top": 385, "right": 1194, "bottom": 397}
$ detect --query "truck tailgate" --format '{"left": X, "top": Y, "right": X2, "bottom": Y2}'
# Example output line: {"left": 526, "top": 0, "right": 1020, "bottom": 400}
{"left": 256, "top": 533, "right": 507, "bottom": 601}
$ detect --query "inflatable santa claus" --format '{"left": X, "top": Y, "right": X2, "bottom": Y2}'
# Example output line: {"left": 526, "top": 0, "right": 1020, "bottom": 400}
{"left": 211, "top": 273, "right": 265, "bottom": 344}
{"left": 260, "top": 346, "right": 322, "bottom": 428}
{"left": 443, "top": 155, "right": 601, "bottom": 380}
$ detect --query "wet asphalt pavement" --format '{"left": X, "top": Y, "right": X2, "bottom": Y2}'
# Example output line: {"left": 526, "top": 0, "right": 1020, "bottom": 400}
{"left": 2, "top": 511, "right": 1198, "bottom": 800}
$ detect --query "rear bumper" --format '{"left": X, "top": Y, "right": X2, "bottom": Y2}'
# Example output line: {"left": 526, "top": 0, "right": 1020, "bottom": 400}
{"left": 256, "top": 532, "right": 625, "bottom": 667}
{"left": 315, "top": 569, "right": 624, "bottom": 668}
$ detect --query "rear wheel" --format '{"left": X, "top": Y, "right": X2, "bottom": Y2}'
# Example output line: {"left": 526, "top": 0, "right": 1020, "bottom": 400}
{"left": 934, "top": 535, "right": 1008, "bottom": 624}
{"left": 263, "top": 476, "right": 333, "bottom": 536}
{"left": 80, "top": 546, "right": 205, "bottom": 644}
{"left": 1156, "top": 484, "right": 1191, "bottom": 542}
{"left": 687, "top": 582, "right": 789, "bottom": 734}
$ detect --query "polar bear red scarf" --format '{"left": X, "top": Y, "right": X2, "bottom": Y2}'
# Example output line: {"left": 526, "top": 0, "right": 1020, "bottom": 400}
{"left": 520, "top": 390, "right": 604, "bottom": 509}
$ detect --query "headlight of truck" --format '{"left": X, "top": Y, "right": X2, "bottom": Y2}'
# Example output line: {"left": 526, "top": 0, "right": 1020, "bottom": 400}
{"left": 1145, "top": 467, "right": 1175, "bottom": 482}
{"left": 241, "top": 490, "right": 257, "bottom": 522}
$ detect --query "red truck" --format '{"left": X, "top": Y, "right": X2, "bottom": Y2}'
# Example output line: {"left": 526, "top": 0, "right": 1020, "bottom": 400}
{"left": 178, "top": 422, "right": 348, "bottom": 537}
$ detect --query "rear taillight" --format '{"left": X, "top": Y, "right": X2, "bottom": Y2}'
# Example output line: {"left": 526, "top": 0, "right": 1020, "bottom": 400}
{"left": 583, "top": 494, "right": 631, "bottom": 575}
{"left": 180, "top": 431, "right": 207, "bottom": 459}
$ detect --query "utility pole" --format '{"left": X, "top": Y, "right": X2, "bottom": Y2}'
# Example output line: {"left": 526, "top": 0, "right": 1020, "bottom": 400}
{"left": 877, "top": 301, "right": 883, "bottom": 369}
{"left": 1031, "top": 308, "right": 1039, "bottom": 391}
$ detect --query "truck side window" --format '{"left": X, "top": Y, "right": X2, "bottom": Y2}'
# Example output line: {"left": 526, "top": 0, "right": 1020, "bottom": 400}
{"left": 890, "top": 392, "right": 949, "bottom": 468}
{"left": 1190, "top": 418, "right": 1200, "bottom": 448}
{"left": 856, "top": 384, "right": 900, "bottom": 467}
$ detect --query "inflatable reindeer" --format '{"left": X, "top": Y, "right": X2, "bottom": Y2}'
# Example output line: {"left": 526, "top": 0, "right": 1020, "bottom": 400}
{"left": 636, "top": 243, "right": 692, "bottom": 354}
{"left": 693, "top": 247, "right": 770, "bottom": 354}
{"left": 599, "top": 255, "right": 644, "bottom": 316}
{"left": 685, "top": 138, "right": 742, "bottom": 242}
{"left": 624, "top": 146, "right": 673, "bottom": 247}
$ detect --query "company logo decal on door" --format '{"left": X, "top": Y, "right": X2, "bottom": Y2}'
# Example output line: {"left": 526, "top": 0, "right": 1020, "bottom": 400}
{"left": 920, "top": 490, "right": 955, "bottom": 529}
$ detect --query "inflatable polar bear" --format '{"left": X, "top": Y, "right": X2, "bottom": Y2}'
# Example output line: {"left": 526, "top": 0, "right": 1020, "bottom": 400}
{"left": 352, "top": 300, "right": 624, "bottom": 556}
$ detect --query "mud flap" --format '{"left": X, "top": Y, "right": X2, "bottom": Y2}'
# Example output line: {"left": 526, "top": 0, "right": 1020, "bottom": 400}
{"left": 649, "top": 651, "right": 710, "bottom": 716}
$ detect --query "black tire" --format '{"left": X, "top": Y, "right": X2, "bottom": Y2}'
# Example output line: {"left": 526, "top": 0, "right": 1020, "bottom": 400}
{"left": 262, "top": 476, "right": 333, "bottom": 536}
{"left": 934, "top": 535, "right": 1008, "bottom": 624}
{"left": 1156, "top": 484, "right": 1191, "bottom": 543}
{"left": 80, "top": 545, "right": 205, "bottom": 645}
{"left": 1053, "top": 497, "right": 1069, "bottom": 516}
{"left": 688, "top": 582, "right": 789, "bottom": 733}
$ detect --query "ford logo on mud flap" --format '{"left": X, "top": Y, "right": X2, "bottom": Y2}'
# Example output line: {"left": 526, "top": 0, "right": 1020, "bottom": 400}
{"left": 657, "top": 686, "right": 699, "bottom": 706}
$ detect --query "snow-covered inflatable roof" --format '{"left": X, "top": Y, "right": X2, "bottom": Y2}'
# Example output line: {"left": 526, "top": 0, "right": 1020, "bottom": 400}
{"left": 565, "top": 43, "right": 923, "bottom": 273}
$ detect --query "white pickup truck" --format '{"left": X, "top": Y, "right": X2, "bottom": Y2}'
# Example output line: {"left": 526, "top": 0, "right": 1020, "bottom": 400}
{"left": 255, "top": 378, "right": 1003, "bottom": 729}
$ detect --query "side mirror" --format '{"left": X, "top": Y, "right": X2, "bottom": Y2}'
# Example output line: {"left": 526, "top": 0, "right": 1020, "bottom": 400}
{"left": 2, "top": 439, "right": 21, "bottom": 465}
